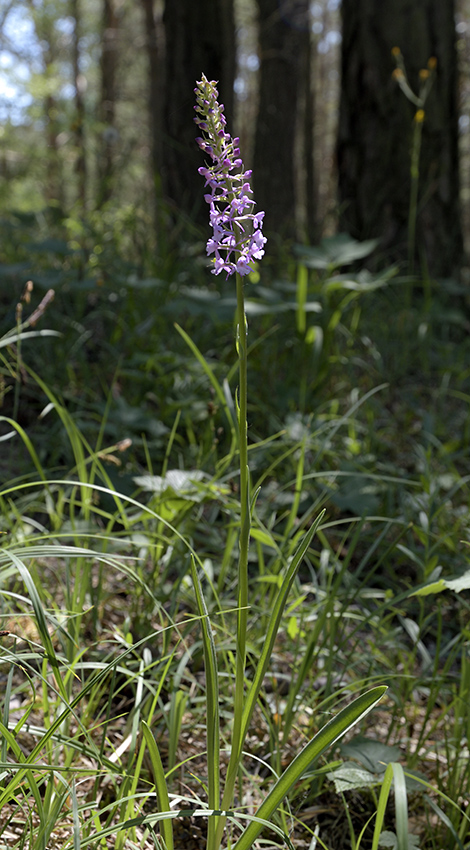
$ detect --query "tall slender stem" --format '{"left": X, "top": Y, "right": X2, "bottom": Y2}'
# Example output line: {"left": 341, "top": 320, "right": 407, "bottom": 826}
{"left": 408, "top": 116, "right": 423, "bottom": 282}
{"left": 214, "top": 272, "right": 251, "bottom": 846}
{"left": 236, "top": 270, "right": 249, "bottom": 676}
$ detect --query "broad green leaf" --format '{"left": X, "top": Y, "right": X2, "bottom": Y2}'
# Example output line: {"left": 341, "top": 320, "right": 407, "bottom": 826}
{"left": 412, "top": 569, "right": 470, "bottom": 597}
{"left": 445, "top": 572, "right": 470, "bottom": 592}
{"left": 294, "top": 234, "right": 379, "bottom": 270}
{"left": 327, "top": 763, "right": 378, "bottom": 792}
{"left": 412, "top": 580, "right": 447, "bottom": 596}
{"left": 340, "top": 736, "right": 400, "bottom": 773}
{"left": 249, "top": 527, "right": 277, "bottom": 549}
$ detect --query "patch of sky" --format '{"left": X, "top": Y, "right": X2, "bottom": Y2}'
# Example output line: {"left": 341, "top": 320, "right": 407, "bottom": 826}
{"left": 3, "top": 7, "right": 42, "bottom": 65}
{"left": 0, "top": 5, "right": 39, "bottom": 122}
{"left": 61, "top": 82, "right": 75, "bottom": 99}
{"left": 234, "top": 77, "right": 246, "bottom": 97}
{"left": 310, "top": 2, "right": 323, "bottom": 17}
{"left": 239, "top": 53, "right": 259, "bottom": 72}
{"left": 0, "top": 87, "right": 33, "bottom": 123}
{"left": 311, "top": 0, "right": 340, "bottom": 12}
{"left": 318, "top": 29, "right": 341, "bottom": 54}
{"left": 54, "top": 16, "right": 75, "bottom": 35}
{"left": 459, "top": 114, "right": 470, "bottom": 133}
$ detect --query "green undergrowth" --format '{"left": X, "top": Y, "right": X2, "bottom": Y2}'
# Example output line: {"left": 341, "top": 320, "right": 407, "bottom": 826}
{"left": 1, "top": 230, "right": 470, "bottom": 847}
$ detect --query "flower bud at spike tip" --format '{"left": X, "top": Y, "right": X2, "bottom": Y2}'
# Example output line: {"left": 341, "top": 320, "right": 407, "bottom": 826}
{"left": 195, "top": 73, "right": 267, "bottom": 278}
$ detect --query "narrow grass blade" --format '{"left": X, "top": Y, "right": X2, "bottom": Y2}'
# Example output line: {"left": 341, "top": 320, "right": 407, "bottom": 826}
{"left": 141, "top": 721, "right": 174, "bottom": 850}
{"left": 0, "top": 629, "right": 169, "bottom": 808}
{"left": 71, "top": 779, "right": 81, "bottom": 850}
{"left": 233, "top": 685, "right": 387, "bottom": 850}
{"left": 0, "top": 416, "right": 47, "bottom": 482}
{"left": 3, "top": 549, "right": 68, "bottom": 702}
{"left": 174, "top": 323, "right": 237, "bottom": 438}
{"left": 371, "top": 762, "right": 394, "bottom": 850}
{"left": 392, "top": 762, "right": 409, "bottom": 850}
{"left": 191, "top": 555, "right": 220, "bottom": 848}
{"left": 424, "top": 795, "right": 466, "bottom": 850}
{"left": 217, "top": 511, "right": 325, "bottom": 846}
{"left": 0, "top": 720, "right": 44, "bottom": 818}
{"left": 167, "top": 690, "right": 187, "bottom": 773}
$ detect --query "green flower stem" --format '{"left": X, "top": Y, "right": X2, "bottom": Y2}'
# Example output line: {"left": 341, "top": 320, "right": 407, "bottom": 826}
{"left": 235, "top": 269, "right": 250, "bottom": 682}
{"left": 214, "top": 271, "right": 251, "bottom": 847}
{"left": 407, "top": 115, "right": 423, "bottom": 282}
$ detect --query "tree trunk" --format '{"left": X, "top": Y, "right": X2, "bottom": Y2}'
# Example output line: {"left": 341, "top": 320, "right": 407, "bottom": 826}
{"left": 162, "top": 0, "right": 236, "bottom": 223}
{"left": 253, "top": 0, "right": 311, "bottom": 244}
{"left": 27, "top": 0, "right": 64, "bottom": 210}
{"left": 98, "top": 0, "right": 119, "bottom": 207}
{"left": 71, "top": 0, "right": 87, "bottom": 210}
{"left": 337, "top": 0, "right": 462, "bottom": 277}
{"left": 140, "top": 0, "right": 165, "bottom": 238}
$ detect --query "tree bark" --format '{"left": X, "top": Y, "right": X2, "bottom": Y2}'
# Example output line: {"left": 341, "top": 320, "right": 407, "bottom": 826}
{"left": 162, "top": 0, "right": 236, "bottom": 223}
{"left": 337, "top": 0, "right": 462, "bottom": 277}
{"left": 140, "top": 0, "right": 165, "bottom": 238}
{"left": 27, "top": 0, "right": 64, "bottom": 209}
{"left": 253, "top": 0, "right": 311, "bottom": 244}
{"left": 71, "top": 0, "right": 87, "bottom": 209}
{"left": 98, "top": 0, "right": 119, "bottom": 207}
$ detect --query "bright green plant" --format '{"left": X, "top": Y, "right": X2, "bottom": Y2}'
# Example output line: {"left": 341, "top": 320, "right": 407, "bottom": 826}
{"left": 392, "top": 47, "right": 437, "bottom": 280}
{"left": 133, "top": 74, "right": 389, "bottom": 850}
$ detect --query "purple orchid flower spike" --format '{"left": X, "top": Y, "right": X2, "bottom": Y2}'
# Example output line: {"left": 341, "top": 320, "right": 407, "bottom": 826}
{"left": 194, "top": 74, "right": 267, "bottom": 277}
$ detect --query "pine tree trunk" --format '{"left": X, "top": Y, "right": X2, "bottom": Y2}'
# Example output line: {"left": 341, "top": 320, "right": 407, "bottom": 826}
{"left": 162, "top": 0, "right": 235, "bottom": 223}
{"left": 27, "top": 0, "right": 64, "bottom": 209}
{"left": 253, "top": 0, "right": 310, "bottom": 243}
{"left": 98, "top": 0, "right": 119, "bottom": 207}
{"left": 140, "top": 0, "right": 165, "bottom": 239}
{"left": 71, "top": 0, "right": 87, "bottom": 210}
{"left": 337, "top": 0, "right": 462, "bottom": 277}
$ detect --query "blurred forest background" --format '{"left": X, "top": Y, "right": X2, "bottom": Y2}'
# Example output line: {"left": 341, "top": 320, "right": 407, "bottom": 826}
{"left": 1, "top": 0, "right": 470, "bottom": 472}
{"left": 1, "top": 0, "right": 469, "bottom": 268}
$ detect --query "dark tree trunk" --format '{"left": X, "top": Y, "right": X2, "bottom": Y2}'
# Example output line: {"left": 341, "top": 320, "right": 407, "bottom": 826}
{"left": 253, "top": 0, "right": 310, "bottom": 244}
{"left": 44, "top": 91, "right": 63, "bottom": 209}
{"left": 71, "top": 0, "right": 87, "bottom": 209}
{"left": 162, "top": 0, "right": 236, "bottom": 223}
{"left": 27, "top": 0, "right": 64, "bottom": 209}
{"left": 337, "top": 0, "right": 462, "bottom": 277}
{"left": 140, "top": 0, "right": 165, "bottom": 238}
{"left": 301, "top": 17, "right": 316, "bottom": 242}
{"left": 98, "top": 0, "right": 119, "bottom": 208}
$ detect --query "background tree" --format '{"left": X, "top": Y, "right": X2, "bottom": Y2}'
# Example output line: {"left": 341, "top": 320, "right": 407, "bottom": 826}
{"left": 161, "top": 0, "right": 236, "bottom": 225}
{"left": 71, "top": 0, "right": 87, "bottom": 209}
{"left": 27, "top": 0, "right": 65, "bottom": 210}
{"left": 253, "top": 0, "right": 311, "bottom": 243}
{"left": 337, "top": 0, "right": 463, "bottom": 277}
{"left": 140, "top": 0, "right": 164, "bottom": 235}
{"left": 97, "top": 0, "right": 119, "bottom": 208}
